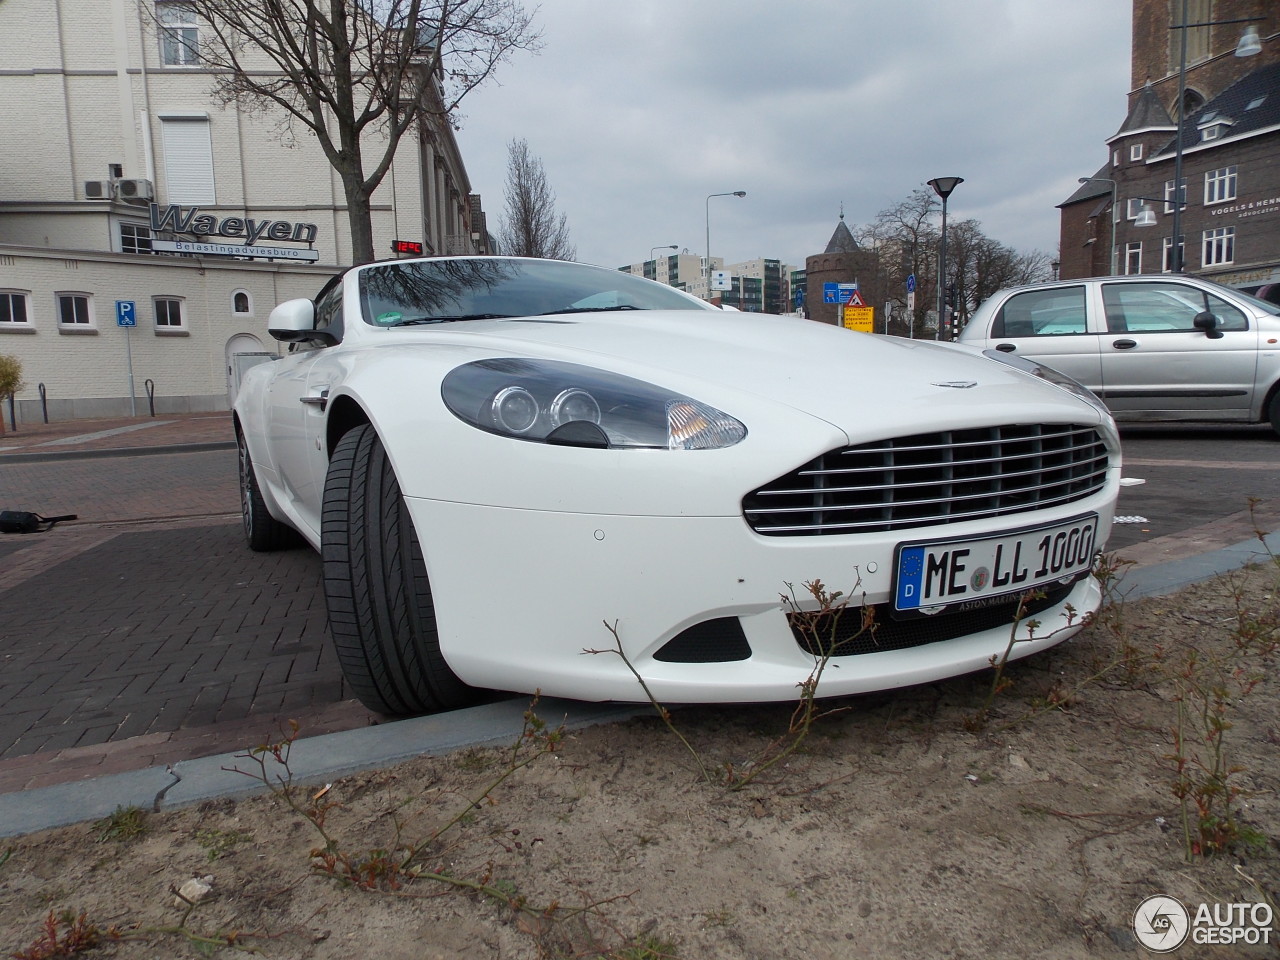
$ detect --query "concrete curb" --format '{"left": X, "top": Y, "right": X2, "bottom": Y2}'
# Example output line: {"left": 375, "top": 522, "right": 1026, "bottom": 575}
{"left": 1, "top": 530, "right": 1276, "bottom": 839}
{"left": 0, "top": 698, "right": 644, "bottom": 837}
{"left": 0, "top": 441, "right": 236, "bottom": 464}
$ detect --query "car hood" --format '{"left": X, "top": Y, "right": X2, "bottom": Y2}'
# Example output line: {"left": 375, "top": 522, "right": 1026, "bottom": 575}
{"left": 375, "top": 309, "right": 1107, "bottom": 439}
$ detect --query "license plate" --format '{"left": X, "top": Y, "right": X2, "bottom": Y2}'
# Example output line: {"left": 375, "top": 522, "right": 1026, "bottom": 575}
{"left": 893, "top": 514, "right": 1098, "bottom": 613}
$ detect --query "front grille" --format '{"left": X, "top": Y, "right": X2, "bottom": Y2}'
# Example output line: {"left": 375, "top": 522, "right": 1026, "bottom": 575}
{"left": 744, "top": 424, "right": 1109, "bottom": 537}
{"left": 791, "top": 580, "right": 1077, "bottom": 658}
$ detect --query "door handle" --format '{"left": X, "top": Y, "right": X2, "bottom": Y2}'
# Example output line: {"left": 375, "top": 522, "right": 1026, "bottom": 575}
{"left": 995, "top": 343, "right": 1017, "bottom": 352}
{"left": 1111, "top": 339, "right": 1138, "bottom": 350}
{"left": 299, "top": 388, "right": 330, "bottom": 411}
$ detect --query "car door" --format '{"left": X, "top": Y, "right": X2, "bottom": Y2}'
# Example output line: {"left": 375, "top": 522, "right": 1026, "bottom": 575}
{"left": 1096, "top": 280, "right": 1259, "bottom": 416}
{"left": 978, "top": 284, "right": 1104, "bottom": 392}
{"left": 265, "top": 281, "right": 346, "bottom": 534}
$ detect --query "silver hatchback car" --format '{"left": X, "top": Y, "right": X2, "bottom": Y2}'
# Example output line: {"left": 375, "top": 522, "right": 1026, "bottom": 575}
{"left": 958, "top": 275, "right": 1280, "bottom": 436}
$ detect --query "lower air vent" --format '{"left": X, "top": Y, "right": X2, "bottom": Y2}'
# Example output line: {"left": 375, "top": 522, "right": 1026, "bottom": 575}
{"left": 791, "top": 580, "right": 1077, "bottom": 658}
{"left": 654, "top": 617, "right": 752, "bottom": 663}
{"left": 745, "top": 423, "right": 1109, "bottom": 537}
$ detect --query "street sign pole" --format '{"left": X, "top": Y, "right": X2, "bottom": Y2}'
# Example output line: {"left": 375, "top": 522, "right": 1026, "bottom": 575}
{"left": 116, "top": 300, "right": 138, "bottom": 416}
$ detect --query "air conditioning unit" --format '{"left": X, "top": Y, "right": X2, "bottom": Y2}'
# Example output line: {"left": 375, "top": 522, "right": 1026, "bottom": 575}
{"left": 84, "top": 180, "right": 114, "bottom": 200}
{"left": 115, "top": 178, "right": 154, "bottom": 202}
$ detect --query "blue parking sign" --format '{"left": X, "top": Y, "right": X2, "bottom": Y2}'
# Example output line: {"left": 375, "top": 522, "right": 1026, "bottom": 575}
{"left": 115, "top": 300, "right": 137, "bottom": 327}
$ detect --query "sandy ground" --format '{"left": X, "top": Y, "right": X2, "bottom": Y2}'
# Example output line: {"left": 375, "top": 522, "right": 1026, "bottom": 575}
{"left": 1, "top": 559, "right": 1278, "bottom": 960}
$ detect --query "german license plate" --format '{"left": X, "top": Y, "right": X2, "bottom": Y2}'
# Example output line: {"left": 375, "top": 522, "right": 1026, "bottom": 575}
{"left": 893, "top": 514, "right": 1098, "bottom": 613}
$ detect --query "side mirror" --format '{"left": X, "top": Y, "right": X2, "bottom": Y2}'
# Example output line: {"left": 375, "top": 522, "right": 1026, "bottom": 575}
{"left": 267, "top": 298, "right": 336, "bottom": 345}
{"left": 1193, "top": 311, "right": 1224, "bottom": 340}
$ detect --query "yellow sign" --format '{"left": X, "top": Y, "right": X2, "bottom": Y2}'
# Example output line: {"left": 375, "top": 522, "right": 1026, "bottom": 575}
{"left": 842, "top": 304, "right": 874, "bottom": 332}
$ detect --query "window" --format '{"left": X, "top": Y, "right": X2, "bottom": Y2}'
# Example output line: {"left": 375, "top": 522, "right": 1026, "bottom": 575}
{"left": 232, "top": 290, "right": 252, "bottom": 315}
{"left": 1124, "top": 242, "right": 1142, "bottom": 275}
{"left": 1204, "top": 166, "right": 1237, "bottom": 205}
{"left": 56, "top": 293, "right": 95, "bottom": 332}
{"left": 120, "top": 222, "right": 153, "bottom": 254}
{"left": 1102, "top": 282, "right": 1246, "bottom": 334}
{"left": 1202, "top": 227, "right": 1235, "bottom": 267}
{"left": 158, "top": 2, "right": 199, "bottom": 65}
{"left": 1163, "top": 179, "right": 1186, "bottom": 213}
{"left": 312, "top": 281, "right": 344, "bottom": 345}
{"left": 0, "top": 291, "right": 32, "bottom": 331}
{"left": 1129, "top": 144, "right": 1144, "bottom": 161}
{"left": 992, "top": 286, "right": 1087, "bottom": 338}
{"left": 154, "top": 296, "right": 186, "bottom": 333}
{"left": 1126, "top": 198, "right": 1147, "bottom": 221}
{"left": 1162, "top": 236, "right": 1185, "bottom": 273}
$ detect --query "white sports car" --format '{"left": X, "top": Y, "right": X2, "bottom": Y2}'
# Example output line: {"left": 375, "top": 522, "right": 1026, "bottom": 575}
{"left": 234, "top": 256, "right": 1121, "bottom": 715}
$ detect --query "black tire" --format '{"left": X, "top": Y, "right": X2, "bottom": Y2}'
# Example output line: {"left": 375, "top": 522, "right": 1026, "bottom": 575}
{"left": 322, "top": 424, "right": 474, "bottom": 715}
{"left": 238, "top": 431, "right": 298, "bottom": 551}
{"left": 1269, "top": 390, "right": 1280, "bottom": 439}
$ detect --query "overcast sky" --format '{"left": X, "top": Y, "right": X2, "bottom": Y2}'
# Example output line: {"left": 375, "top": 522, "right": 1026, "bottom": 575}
{"left": 451, "top": 0, "right": 1132, "bottom": 272}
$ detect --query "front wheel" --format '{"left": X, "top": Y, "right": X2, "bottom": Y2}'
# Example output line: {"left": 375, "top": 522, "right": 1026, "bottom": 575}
{"left": 322, "top": 424, "right": 474, "bottom": 715}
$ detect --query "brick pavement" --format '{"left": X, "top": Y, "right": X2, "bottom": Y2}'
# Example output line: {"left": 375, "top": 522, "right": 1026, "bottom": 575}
{"left": 0, "top": 414, "right": 380, "bottom": 794}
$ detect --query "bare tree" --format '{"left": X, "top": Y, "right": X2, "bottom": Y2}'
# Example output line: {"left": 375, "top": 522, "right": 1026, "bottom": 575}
{"left": 171, "top": 0, "right": 541, "bottom": 264}
{"left": 498, "top": 138, "right": 576, "bottom": 260}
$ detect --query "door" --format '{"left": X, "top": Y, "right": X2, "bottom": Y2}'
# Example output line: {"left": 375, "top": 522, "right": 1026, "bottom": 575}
{"left": 979, "top": 284, "right": 1104, "bottom": 392}
{"left": 1096, "top": 281, "right": 1259, "bottom": 416}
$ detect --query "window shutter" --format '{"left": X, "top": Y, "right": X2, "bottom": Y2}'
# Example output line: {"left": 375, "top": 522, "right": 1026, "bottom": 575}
{"left": 161, "top": 119, "right": 215, "bottom": 204}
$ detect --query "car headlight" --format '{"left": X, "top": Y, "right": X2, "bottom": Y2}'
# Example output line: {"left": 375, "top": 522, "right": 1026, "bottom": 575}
{"left": 442, "top": 358, "right": 747, "bottom": 450}
{"left": 982, "top": 349, "right": 1111, "bottom": 417}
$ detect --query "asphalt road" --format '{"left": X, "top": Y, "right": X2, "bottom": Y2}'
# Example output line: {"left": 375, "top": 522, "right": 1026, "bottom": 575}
{"left": 0, "top": 422, "right": 1276, "bottom": 791}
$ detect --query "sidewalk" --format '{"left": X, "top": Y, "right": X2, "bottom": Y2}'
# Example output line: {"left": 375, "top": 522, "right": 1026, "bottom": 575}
{"left": 0, "top": 411, "right": 235, "bottom": 458}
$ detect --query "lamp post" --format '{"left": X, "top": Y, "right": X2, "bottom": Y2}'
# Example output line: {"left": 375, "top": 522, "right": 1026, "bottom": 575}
{"left": 705, "top": 191, "right": 746, "bottom": 295}
{"left": 1167, "top": 2, "right": 1261, "bottom": 273}
{"left": 650, "top": 244, "right": 677, "bottom": 261}
{"left": 1079, "top": 177, "right": 1119, "bottom": 275}
{"left": 927, "top": 177, "right": 963, "bottom": 340}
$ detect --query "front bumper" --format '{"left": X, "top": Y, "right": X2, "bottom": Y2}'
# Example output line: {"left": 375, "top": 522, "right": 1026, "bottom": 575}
{"left": 409, "top": 495, "right": 1112, "bottom": 704}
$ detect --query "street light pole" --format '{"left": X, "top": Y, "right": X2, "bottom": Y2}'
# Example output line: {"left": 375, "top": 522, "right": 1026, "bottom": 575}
{"left": 650, "top": 244, "right": 677, "bottom": 261}
{"left": 705, "top": 191, "right": 746, "bottom": 296}
{"left": 927, "top": 177, "right": 963, "bottom": 340}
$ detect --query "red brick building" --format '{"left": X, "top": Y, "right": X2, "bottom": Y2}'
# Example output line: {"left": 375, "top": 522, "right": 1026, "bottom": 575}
{"left": 1059, "top": 1, "right": 1279, "bottom": 298}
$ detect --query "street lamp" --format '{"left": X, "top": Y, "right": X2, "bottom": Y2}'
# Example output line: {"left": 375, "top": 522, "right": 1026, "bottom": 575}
{"left": 705, "top": 191, "right": 746, "bottom": 293}
{"left": 927, "top": 177, "right": 963, "bottom": 340}
{"left": 1079, "top": 177, "right": 1119, "bottom": 275}
{"left": 650, "top": 244, "right": 678, "bottom": 261}
{"left": 1167, "top": 2, "right": 1261, "bottom": 272}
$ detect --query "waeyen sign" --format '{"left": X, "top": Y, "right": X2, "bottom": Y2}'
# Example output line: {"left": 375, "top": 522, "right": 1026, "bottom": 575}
{"left": 148, "top": 203, "right": 320, "bottom": 261}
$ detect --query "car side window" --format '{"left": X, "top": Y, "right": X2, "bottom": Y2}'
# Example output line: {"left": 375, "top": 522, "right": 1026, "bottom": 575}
{"left": 312, "top": 283, "right": 344, "bottom": 344}
{"left": 992, "top": 286, "right": 1087, "bottom": 338}
{"left": 1101, "top": 282, "right": 1248, "bottom": 334}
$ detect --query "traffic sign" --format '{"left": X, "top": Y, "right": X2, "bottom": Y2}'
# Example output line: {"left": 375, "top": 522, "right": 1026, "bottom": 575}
{"left": 115, "top": 300, "right": 137, "bottom": 327}
{"left": 906, "top": 274, "right": 917, "bottom": 293}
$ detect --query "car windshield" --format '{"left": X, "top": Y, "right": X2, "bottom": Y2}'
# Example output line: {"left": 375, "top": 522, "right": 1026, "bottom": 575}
{"left": 357, "top": 257, "right": 712, "bottom": 327}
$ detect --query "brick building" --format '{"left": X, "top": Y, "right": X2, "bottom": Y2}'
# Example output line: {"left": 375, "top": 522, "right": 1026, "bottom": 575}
{"left": 1058, "top": 1, "right": 1279, "bottom": 296}
{"left": 0, "top": 0, "right": 488, "bottom": 421}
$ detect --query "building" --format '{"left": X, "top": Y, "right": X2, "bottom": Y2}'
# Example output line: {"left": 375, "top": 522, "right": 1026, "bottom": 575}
{"left": 1058, "top": 1, "right": 1279, "bottom": 294}
{"left": 0, "top": 0, "right": 488, "bottom": 422}
{"left": 619, "top": 254, "right": 796, "bottom": 314}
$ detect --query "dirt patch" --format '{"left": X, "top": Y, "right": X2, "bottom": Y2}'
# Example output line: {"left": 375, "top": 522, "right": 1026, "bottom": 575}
{"left": 2, "top": 562, "right": 1278, "bottom": 959}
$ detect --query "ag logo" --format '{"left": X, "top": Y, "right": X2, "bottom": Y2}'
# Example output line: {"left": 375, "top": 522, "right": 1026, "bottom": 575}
{"left": 1132, "top": 895, "right": 1190, "bottom": 952}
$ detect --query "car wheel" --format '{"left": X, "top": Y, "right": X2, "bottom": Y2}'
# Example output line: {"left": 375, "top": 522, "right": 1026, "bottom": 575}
{"left": 322, "top": 424, "right": 474, "bottom": 715}
{"left": 239, "top": 431, "right": 297, "bottom": 551}
{"left": 1270, "top": 390, "right": 1280, "bottom": 438}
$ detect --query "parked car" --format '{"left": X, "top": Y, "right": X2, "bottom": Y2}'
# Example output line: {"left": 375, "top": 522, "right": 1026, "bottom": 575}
{"left": 957, "top": 274, "right": 1280, "bottom": 435}
{"left": 234, "top": 256, "right": 1121, "bottom": 715}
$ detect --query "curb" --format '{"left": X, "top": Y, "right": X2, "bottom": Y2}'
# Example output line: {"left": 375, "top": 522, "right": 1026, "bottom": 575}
{"left": 0, "top": 441, "right": 236, "bottom": 464}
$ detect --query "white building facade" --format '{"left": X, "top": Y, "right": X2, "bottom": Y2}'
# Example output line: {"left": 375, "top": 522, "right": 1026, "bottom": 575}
{"left": 0, "top": 0, "right": 487, "bottom": 422}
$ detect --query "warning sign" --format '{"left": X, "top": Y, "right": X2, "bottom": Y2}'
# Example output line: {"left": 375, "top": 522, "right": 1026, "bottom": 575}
{"left": 842, "top": 303, "right": 874, "bottom": 332}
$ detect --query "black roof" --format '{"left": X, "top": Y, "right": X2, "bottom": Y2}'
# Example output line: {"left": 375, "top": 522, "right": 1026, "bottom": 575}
{"left": 1151, "top": 61, "right": 1280, "bottom": 160}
